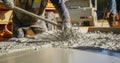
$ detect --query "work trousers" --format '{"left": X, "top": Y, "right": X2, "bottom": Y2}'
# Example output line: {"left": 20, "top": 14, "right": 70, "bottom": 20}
{"left": 50, "top": 0, "right": 71, "bottom": 22}
{"left": 39, "top": 0, "right": 71, "bottom": 22}
{"left": 108, "top": 14, "right": 116, "bottom": 27}
{"left": 12, "top": 0, "right": 71, "bottom": 37}
{"left": 12, "top": 0, "right": 48, "bottom": 37}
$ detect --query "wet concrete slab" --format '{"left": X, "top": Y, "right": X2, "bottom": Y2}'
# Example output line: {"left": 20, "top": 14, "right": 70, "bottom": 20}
{"left": 0, "top": 48, "right": 120, "bottom": 63}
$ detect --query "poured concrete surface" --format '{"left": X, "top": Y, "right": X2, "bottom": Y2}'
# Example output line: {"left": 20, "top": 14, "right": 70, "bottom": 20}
{"left": 0, "top": 48, "right": 120, "bottom": 63}
{"left": 0, "top": 30, "right": 120, "bottom": 55}
{"left": 0, "top": 27, "right": 120, "bottom": 63}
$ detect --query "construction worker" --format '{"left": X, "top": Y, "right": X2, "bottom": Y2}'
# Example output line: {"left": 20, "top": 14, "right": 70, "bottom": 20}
{"left": 105, "top": 0, "right": 117, "bottom": 27}
{"left": 1, "top": 0, "right": 72, "bottom": 38}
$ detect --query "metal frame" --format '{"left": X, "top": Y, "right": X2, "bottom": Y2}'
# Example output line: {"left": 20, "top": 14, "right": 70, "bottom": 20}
{"left": 65, "top": 0, "right": 97, "bottom": 26}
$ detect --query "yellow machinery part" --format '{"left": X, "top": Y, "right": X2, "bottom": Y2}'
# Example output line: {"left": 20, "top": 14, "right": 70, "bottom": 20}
{"left": 46, "top": 0, "right": 55, "bottom": 10}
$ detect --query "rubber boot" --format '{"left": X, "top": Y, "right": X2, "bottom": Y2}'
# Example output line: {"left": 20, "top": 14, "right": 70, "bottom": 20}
{"left": 31, "top": 20, "right": 48, "bottom": 34}
{"left": 17, "top": 28, "right": 24, "bottom": 38}
{"left": 62, "top": 21, "right": 72, "bottom": 32}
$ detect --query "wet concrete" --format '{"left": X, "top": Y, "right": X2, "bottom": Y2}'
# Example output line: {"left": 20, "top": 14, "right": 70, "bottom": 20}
{"left": 0, "top": 30, "right": 120, "bottom": 63}
{"left": 0, "top": 48, "right": 120, "bottom": 63}
{"left": 0, "top": 30, "right": 120, "bottom": 55}
{"left": 75, "top": 48, "right": 120, "bottom": 58}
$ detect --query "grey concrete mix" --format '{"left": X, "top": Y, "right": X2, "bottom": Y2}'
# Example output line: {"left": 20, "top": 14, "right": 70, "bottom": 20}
{"left": 0, "top": 30, "right": 120, "bottom": 56}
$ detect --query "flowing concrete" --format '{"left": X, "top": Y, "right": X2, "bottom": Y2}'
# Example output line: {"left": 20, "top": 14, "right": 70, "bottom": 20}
{"left": 0, "top": 30, "right": 119, "bottom": 55}
{"left": 0, "top": 30, "right": 119, "bottom": 63}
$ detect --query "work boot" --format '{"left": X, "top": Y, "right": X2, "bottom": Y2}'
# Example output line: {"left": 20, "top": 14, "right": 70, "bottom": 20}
{"left": 109, "top": 20, "right": 116, "bottom": 27}
{"left": 17, "top": 28, "right": 24, "bottom": 38}
{"left": 31, "top": 20, "right": 48, "bottom": 34}
{"left": 62, "top": 21, "right": 72, "bottom": 32}
{"left": 22, "top": 27, "right": 34, "bottom": 38}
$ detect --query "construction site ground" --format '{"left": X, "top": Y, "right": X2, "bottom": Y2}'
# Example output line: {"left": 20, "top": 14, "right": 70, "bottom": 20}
{"left": 0, "top": 1, "right": 120, "bottom": 63}
{"left": 0, "top": 19, "right": 120, "bottom": 63}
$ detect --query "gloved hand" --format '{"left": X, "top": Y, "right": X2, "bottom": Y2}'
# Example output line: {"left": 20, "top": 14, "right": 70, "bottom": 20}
{"left": 1, "top": 0, "right": 14, "bottom": 9}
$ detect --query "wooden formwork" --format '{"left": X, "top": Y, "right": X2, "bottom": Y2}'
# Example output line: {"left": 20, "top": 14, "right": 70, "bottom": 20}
{"left": 0, "top": 7, "right": 13, "bottom": 41}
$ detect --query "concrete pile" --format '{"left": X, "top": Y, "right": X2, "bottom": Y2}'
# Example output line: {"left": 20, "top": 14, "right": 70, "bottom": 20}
{"left": 0, "top": 30, "right": 120, "bottom": 55}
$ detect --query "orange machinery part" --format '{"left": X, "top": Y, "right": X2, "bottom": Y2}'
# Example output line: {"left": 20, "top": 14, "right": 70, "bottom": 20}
{"left": 0, "top": 4, "right": 13, "bottom": 41}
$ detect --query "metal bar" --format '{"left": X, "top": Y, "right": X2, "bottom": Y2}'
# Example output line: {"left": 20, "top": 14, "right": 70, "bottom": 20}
{"left": 14, "top": 6, "right": 59, "bottom": 26}
{"left": 95, "top": 0, "right": 97, "bottom": 10}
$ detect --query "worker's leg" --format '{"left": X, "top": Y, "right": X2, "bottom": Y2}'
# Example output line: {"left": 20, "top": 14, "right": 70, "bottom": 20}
{"left": 108, "top": 14, "right": 116, "bottom": 27}
{"left": 31, "top": 0, "right": 48, "bottom": 32}
{"left": 31, "top": 11, "right": 48, "bottom": 34}
{"left": 47, "top": 12, "right": 56, "bottom": 30}
{"left": 38, "top": 0, "right": 48, "bottom": 15}
{"left": 113, "top": 15, "right": 116, "bottom": 26}
{"left": 12, "top": 21, "right": 24, "bottom": 38}
{"left": 31, "top": 20, "right": 48, "bottom": 33}
{"left": 50, "top": 0, "right": 72, "bottom": 30}
{"left": 12, "top": 13, "right": 25, "bottom": 38}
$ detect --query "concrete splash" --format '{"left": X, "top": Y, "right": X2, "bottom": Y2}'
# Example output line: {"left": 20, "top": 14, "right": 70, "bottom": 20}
{"left": 0, "top": 30, "right": 120, "bottom": 55}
